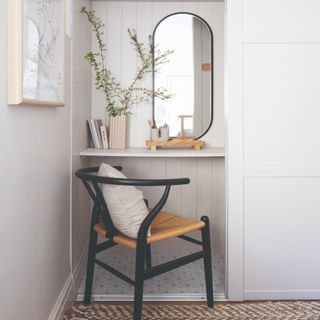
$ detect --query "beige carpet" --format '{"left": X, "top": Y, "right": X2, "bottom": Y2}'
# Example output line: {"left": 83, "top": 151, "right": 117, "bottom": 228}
{"left": 63, "top": 301, "right": 320, "bottom": 320}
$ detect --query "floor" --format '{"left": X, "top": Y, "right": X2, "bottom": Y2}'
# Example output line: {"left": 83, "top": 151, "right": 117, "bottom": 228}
{"left": 65, "top": 301, "right": 320, "bottom": 320}
{"left": 76, "top": 244, "right": 225, "bottom": 300}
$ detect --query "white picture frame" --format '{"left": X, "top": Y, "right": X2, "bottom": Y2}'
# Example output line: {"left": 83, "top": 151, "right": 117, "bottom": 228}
{"left": 7, "top": 0, "right": 66, "bottom": 106}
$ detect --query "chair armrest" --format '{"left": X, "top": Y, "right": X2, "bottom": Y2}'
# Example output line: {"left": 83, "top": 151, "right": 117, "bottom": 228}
{"left": 75, "top": 167, "right": 190, "bottom": 187}
{"left": 92, "top": 177, "right": 190, "bottom": 186}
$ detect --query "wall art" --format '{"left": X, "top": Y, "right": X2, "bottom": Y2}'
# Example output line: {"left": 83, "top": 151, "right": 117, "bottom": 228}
{"left": 7, "top": 0, "right": 65, "bottom": 106}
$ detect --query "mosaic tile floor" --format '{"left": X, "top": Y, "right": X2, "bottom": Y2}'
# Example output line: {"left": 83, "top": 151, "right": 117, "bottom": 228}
{"left": 76, "top": 246, "right": 225, "bottom": 300}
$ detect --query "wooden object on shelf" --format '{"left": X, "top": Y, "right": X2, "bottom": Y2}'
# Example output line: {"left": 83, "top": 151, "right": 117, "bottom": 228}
{"left": 146, "top": 139, "right": 205, "bottom": 151}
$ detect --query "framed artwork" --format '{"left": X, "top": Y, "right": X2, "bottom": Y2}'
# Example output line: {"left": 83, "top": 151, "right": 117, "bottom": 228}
{"left": 7, "top": 0, "right": 65, "bottom": 106}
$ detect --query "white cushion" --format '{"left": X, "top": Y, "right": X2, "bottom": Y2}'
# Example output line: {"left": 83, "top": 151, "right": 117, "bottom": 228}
{"left": 98, "top": 163, "right": 150, "bottom": 239}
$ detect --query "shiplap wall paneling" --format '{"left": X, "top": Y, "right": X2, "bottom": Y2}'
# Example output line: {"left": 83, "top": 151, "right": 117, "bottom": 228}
{"left": 211, "top": 157, "right": 225, "bottom": 253}
{"left": 143, "top": 159, "right": 168, "bottom": 213}
{"left": 105, "top": 1, "right": 122, "bottom": 90}
{"left": 151, "top": 2, "right": 169, "bottom": 35}
{"left": 91, "top": 1, "right": 107, "bottom": 121}
{"left": 181, "top": 159, "right": 198, "bottom": 220}
{"left": 182, "top": 1, "right": 197, "bottom": 13}
{"left": 89, "top": 0, "right": 226, "bottom": 295}
{"left": 91, "top": 157, "right": 224, "bottom": 252}
{"left": 209, "top": 2, "right": 225, "bottom": 148}
{"left": 92, "top": 1, "right": 225, "bottom": 148}
{"left": 166, "top": 2, "right": 183, "bottom": 16}
{"left": 135, "top": 2, "right": 153, "bottom": 147}
{"left": 130, "top": 158, "right": 164, "bottom": 211}
{"left": 165, "top": 158, "right": 182, "bottom": 215}
{"left": 91, "top": 156, "right": 121, "bottom": 169}
{"left": 196, "top": 158, "right": 212, "bottom": 222}
{"left": 122, "top": 2, "right": 137, "bottom": 147}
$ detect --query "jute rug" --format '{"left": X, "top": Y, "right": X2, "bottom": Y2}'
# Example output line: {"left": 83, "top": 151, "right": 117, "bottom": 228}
{"left": 63, "top": 301, "right": 320, "bottom": 320}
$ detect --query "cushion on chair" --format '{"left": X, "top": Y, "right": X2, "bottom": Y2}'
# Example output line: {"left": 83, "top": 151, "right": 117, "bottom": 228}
{"left": 98, "top": 163, "right": 150, "bottom": 239}
{"left": 94, "top": 210, "right": 205, "bottom": 249}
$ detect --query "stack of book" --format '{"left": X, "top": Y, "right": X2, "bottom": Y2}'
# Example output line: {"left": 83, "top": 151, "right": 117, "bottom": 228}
{"left": 88, "top": 119, "right": 109, "bottom": 149}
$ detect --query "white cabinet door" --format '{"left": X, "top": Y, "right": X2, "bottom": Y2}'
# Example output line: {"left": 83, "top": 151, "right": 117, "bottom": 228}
{"left": 241, "top": 0, "right": 320, "bottom": 300}
{"left": 244, "top": 178, "right": 320, "bottom": 299}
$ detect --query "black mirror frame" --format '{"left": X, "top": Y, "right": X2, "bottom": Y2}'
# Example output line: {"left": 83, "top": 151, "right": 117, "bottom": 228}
{"left": 152, "top": 12, "right": 214, "bottom": 140}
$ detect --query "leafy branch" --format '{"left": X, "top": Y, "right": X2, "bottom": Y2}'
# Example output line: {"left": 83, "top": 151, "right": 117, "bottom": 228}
{"left": 81, "top": 7, "right": 173, "bottom": 117}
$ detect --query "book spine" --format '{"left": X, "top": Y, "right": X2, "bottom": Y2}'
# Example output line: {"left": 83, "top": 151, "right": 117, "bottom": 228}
{"left": 94, "top": 119, "right": 103, "bottom": 148}
{"left": 90, "top": 119, "right": 101, "bottom": 149}
{"left": 100, "top": 125, "right": 109, "bottom": 149}
{"left": 87, "top": 120, "right": 98, "bottom": 148}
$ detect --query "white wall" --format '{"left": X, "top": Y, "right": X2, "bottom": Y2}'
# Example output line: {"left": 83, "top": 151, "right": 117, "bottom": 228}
{"left": 71, "top": 0, "right": 92, "bottom": 290}
{"left": 227, "top": 0, "right": 320, "bottom": 300}
{"left": 91, "top": 0, "right": 225, "bottom": 148}
{"left": 0, "top": 1, "right": 92, "bottom": 319}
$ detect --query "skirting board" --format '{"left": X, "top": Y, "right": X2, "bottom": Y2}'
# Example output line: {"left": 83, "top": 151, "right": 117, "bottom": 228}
{"left": 71, "top": 246, "right": 89, "bottom": 297}
{"left": 48, "top": 274, "right": 74, "bottom": 320}
{"left": 48, "top": 246, "right": 88, "bottom": 320}
{"left": 244, "top": 290, "right": 320, "bottom": 300}
{"left": 76, "top": 293, "right": 227, "bottom": 302}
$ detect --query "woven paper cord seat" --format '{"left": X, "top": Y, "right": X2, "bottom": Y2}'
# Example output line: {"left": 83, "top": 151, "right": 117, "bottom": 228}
{"left": 94, "top": 210, "right": 205, "bottom": 249}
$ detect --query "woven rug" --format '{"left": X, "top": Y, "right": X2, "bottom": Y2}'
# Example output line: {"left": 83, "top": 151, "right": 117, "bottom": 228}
{"left": 64, "top": 301, "right": 320, "bottom": 320}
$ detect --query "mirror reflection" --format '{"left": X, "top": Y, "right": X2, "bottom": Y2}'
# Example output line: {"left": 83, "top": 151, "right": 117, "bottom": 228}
{"left": 153, "top": 13, "right": 213, "bottom": 139}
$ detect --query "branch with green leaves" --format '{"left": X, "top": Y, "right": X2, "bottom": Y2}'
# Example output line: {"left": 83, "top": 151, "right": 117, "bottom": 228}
{"left": 81, "top": 7, "right": 173, "bottom": 117}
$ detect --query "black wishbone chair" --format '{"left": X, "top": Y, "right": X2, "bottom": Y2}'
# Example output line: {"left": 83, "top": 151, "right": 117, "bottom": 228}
{"left": 75, "top": 166, "right": 214, "bottom": 320}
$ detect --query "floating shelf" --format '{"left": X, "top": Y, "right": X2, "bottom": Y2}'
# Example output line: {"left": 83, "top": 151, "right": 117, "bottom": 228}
{"left": 80, "top": 147, "right": 225, "bottom": 158}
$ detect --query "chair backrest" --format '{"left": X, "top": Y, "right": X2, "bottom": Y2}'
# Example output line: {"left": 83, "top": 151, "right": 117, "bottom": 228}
{"left": 75, "top": 166, "right": 190, "bottom": 241}
{"left": 75, "top": 166, "right": 121, "bottom": 239}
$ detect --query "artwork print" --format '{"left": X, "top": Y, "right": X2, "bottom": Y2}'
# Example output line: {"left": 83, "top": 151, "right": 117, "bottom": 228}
{"left": 23, "top": 0, "right": 64, "bottom": 103}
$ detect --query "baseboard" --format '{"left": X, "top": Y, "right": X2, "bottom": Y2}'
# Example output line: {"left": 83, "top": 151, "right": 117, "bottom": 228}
{"left": 76, "top": 292, "right": 227, "bottom": 302}
{"left": 48, "top": 274, "right": 74, "bottom": 320}
{"left": 244, "top": 290, "right": 320, "bottom": 300}
{"left": 48, "top": 246, "right": 88, "bottom": 320}
{"left": 72, "top": 245, "right": 88, "bottom": 296}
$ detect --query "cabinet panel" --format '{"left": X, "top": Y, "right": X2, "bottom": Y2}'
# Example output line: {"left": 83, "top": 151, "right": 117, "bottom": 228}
{"left": 243, "top": 0, "right": 320, "bottom": 43}
{"left": 244, "top": 44, "right": 320, "bottom": 167}
{"left": 244, "top": 178, "right": 320, "bottom": 298}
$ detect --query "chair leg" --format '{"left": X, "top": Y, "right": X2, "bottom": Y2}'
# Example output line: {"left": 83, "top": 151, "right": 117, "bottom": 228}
{"left": 201, "top": 216, "right": 214, "bottom": 308}
{"left": 84, "top": 227, "right": 98, "bottom": 304}
{"left": 146, "top": 244, "right": 152, "bottom": 269}
{"left": 134, "top": 243, "right": 146, "bottom": 320}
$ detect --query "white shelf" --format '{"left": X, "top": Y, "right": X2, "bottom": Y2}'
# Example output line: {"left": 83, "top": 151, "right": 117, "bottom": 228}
{"left": 80, "top": 147, "right": 225, "bottom": 158}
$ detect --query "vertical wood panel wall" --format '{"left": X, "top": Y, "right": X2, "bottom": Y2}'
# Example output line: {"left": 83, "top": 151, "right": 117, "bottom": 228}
{"left": 89, "top": 1, "right": 226, "bottom": 255}
{"left": 91, "top": 156, "right": 225, "bottom": 255}
{"left": 91, "top": 0, "right": 225, "bottom": 148}
{"left": 88, "top": 3, "right": 225, "bottom": 281}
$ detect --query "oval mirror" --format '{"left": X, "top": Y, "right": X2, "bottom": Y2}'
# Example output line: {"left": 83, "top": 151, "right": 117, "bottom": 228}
{"left": 153, "top": 12, "right": 213, "bottom": 140}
